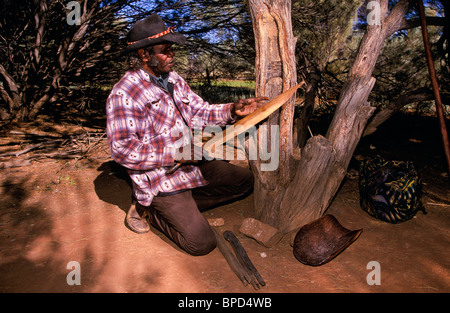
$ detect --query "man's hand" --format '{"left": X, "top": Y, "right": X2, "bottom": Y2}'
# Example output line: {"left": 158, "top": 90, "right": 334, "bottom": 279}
{"left": 231, "top": 97, "right": 269, "bottom": 117}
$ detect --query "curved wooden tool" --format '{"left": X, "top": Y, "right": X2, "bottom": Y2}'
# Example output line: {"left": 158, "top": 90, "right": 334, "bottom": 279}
{"left": 203, "top": 82, "right": 304, "bottom": 155}
{"left": 223, "top": 230, "right": 266, "bottom": 289}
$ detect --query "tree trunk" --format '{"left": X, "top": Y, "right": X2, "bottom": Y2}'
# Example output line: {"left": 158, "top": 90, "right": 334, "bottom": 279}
{"left": 248, "top": 0, "right": 410, "bottom": 233}
{"left": 247, "top": 0, "right": 298, "bottom": 229}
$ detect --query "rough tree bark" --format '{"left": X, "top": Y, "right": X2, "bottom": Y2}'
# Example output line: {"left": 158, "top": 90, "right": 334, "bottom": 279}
{"left": 247, "top": 0, "right": 298, "bottom": 229}
{"left": 247, "top": 0, "right": 411, "bottom": 233}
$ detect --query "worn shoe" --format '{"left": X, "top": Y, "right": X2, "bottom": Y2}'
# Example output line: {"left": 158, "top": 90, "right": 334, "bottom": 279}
{"left": 125, "top": 201, "right": 150, "bottom": 234}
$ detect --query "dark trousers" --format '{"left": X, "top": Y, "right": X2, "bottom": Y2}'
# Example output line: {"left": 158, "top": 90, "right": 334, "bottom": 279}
{"left": 143, "top": 160, "right": 254, "bottom": 256}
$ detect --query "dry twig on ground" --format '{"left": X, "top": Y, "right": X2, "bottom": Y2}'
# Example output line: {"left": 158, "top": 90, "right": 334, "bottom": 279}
{"left": 0, "top": 129, "right": 108, "bottom": 168}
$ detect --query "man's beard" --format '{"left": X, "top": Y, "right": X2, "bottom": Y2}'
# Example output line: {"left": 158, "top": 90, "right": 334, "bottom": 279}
{"left": 146, "top": 57, "right": 172, "bottom": 76}
{"left": 148, "top": 57, "right": 160, "bottom": 68}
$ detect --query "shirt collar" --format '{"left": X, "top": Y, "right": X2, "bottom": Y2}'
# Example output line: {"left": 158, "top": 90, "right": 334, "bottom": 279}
{"left": 138, "top": 68, "right": 177, "bottom": 86}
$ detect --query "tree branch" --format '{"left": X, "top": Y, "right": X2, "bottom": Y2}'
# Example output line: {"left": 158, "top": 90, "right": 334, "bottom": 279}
{"left": 363, "top": 87, "right": 434, "bottom": 137}
{"left": 383, "top": 0, "right": 410, "bottom": 38}
{"left": 0, "top": 64, "right": 20, "bottom": 112}
{"left": 32, "top": 0, "right": 48, "bottom": 68}
{"left": 398, "top": 16, "right": 446, "bottom": 31}
{"left": 383, "top": 1, "right": 445, "bottom": 38}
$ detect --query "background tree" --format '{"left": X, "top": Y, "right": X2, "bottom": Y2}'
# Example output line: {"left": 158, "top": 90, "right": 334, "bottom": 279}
{"left": 291, "top": 0, "right": 364, "bottom": 146}
{"left": 363, "top": 0, "right": 448, "bottom": 136}
{"left": 0, "top": 0, "right": 257, "bottom": 123}
{"left": 0, "top": 0, "right": 131, "bottom": 122}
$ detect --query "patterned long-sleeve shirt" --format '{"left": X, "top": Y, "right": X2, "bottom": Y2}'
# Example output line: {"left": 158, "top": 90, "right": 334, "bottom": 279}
{"left": 106, "top": 68, "right": 233, "bottom": 206}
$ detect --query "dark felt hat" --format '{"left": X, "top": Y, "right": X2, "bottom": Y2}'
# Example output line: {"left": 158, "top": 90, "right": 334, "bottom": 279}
{"left": 126, "top": 14, "right": 186, "bottom": 51}
{"left": 293, "top": 214, "right": 362, "bottom": 266}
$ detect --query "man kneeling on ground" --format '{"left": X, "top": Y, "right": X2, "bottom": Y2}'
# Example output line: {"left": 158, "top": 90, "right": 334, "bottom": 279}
{"left": 106, "top": 14, "right": 267, "bottom": 256}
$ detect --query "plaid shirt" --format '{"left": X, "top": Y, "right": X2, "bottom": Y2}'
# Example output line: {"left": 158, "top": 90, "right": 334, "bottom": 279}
{"left": 106, "top": 68, "right": 233, "bottom": 206}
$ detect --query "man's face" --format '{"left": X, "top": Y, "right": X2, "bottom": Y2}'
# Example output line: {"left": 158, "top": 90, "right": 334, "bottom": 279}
{"left": 141, "top": 43, "right": 175, "bottom": 76}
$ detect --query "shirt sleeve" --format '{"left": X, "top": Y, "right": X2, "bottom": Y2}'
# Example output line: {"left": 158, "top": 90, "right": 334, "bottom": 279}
{"left": 174, "top": 75, "right": 234, "bottom": 127}
{"left": 106, "top": 91, "right": 175, "bottom": 171}
{"left": 190, "top": 93, "right": 234, "bottom": 127}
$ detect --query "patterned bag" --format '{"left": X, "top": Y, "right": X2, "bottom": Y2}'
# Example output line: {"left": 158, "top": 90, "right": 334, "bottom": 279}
{"left": 358, "top": 156, "right": 427, "bottom": 223}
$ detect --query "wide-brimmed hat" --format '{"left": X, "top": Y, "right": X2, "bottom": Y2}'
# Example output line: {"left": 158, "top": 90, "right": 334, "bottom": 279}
{"left": 293, "top": 214, "right": 362, "bottom": 266}
{"left": 126, "top": 14, "right": 186, "bottom": 51}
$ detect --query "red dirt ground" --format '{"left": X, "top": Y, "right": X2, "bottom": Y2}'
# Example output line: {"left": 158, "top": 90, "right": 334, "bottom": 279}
{"left": 0, "top": 113, "right": 449, "bottom": 293}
